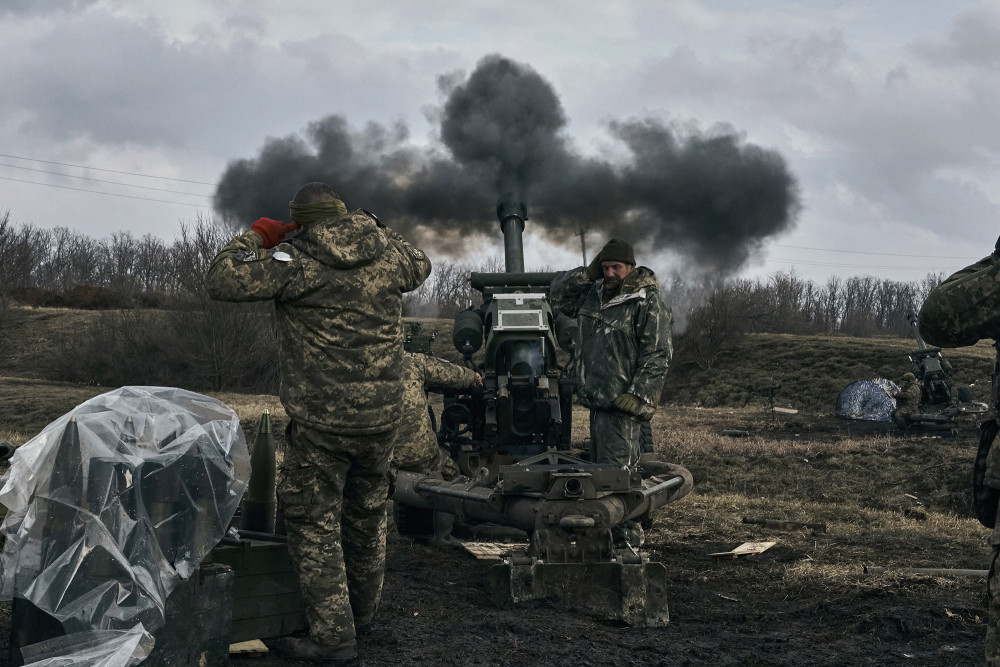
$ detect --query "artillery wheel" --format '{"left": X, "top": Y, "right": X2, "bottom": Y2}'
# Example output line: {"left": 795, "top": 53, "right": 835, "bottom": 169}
{"left": 393, "top": 501, "right": 435, "bottom": 538}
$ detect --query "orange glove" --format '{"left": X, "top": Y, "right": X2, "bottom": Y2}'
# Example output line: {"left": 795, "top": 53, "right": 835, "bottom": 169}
{"left": 250, "top": 218, "right": 299, "bottom": 249}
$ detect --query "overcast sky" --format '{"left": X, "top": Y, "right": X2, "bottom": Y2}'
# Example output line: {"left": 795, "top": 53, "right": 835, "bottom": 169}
{"left": 1, "top": 0, "right": 998, "bottom": 284}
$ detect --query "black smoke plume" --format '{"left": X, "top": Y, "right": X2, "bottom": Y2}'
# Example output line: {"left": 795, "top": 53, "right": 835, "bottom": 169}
{"left": 214, "top": 54, "right": 799, "bottom": 274}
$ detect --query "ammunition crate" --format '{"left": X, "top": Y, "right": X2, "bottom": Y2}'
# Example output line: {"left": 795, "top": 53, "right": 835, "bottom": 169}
{"left": 209, "top": 534, "right": 307, "bottom": 642}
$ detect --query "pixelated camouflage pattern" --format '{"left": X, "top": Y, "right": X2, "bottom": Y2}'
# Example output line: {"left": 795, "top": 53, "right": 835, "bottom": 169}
{"left": 918, "top": 255, "right": 1000, "bottom": 348}
{"left": 919, "top": 255, "right": 1000, "bottom": 543}
{"left": 277, "top": 423, "right": 393, "bottom": 648}
{"left": 589, "top": 408, "right": 642, "bottom": 466}
{"left": 551, "top": 266, "right": 672, "bottom": 411}
{"left": 392, "top": 352, "right": 478, "bottom": 473}
{"left": 206, "top": 211, "right": 431, "bottom": 434}
{"left": 920, "top": 256, "right": 1000, "bottom": 659}
{"left": 891, "top": 378, "right": 922, "bottom": 428}
{"left": 989, "top": 548, "right": 1000, "bottom": 666}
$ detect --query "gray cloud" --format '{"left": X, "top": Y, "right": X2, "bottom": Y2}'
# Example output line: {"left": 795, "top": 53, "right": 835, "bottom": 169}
{"left": 215, "top": 55, "right": 800, "bottom": 275}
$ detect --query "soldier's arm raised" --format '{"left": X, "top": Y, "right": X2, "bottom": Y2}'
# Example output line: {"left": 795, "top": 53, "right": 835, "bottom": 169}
{"left": 919, "top": 254, "right": 1000, "bottom": 348}
{"left": 382, "top": 226, "right": 432, "bottom": 293}
{"left": 549, "top": 266, "right": 595, "bottom": 318}
{"left": 205, "top": 231, "right": 300, "bottom": 302}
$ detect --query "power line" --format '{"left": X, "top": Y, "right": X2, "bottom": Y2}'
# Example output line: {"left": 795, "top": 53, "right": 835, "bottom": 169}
{"left": 772, "top": 243, "right": 971, "bottom": 260}
{"left": 0, "top": 175, "right": 210, "bottom": 208}
{"left": 765, "top": 256, "right": 957, "bottom": 272}
{"left": 0, "top": 152, "right": 216, "bottom": 186}
{"left": 0, "top": 163, "right": 212, "bottom": 198}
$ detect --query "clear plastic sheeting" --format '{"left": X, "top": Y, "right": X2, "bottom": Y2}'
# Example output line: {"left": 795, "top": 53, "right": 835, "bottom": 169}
{"left": 21, "top": 626, "right": 154, "bottom": 667}
{"left": 835, "top": 379, "right": 899, "bottom": 422}
{"left": 0, "top": 386, "right": 249, "bottom": 648}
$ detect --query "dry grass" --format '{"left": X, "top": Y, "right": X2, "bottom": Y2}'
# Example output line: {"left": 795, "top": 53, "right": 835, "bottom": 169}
{"left": 1, "top": 307, "right": 993, "bottom": 657}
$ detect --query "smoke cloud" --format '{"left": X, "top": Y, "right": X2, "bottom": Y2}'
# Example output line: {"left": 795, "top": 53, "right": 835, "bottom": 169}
{"left": 215, "top": 54, "right": 799, "bottom": 274}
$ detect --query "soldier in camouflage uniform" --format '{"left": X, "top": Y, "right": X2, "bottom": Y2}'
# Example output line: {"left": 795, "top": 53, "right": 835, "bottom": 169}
{"left": 891, "top": 372, "right": 922, "bottom": 430}
{"left": 206, "top": 182, "right": 431, "bottom": 664}
{"left": 918, "top": 243, "right": 1000, "bottom": 666}
{"left": 550, "top": 238, "right": 673, "bottom": 467}
{"left": 392, "top": 351, "right": 481, "bottom": 545}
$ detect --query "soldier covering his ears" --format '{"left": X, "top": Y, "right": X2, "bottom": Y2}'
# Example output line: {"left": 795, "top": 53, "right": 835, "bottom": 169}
{"left": 206, "top": 182, "right": 431, "bottom": 664}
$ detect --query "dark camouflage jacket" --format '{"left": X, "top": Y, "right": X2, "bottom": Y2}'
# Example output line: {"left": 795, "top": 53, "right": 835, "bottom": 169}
{"left": 919, "top": 255, "right": 1000, "bottom": 347}
{"left": 394, "top": 352, "right": 478, "bottom": 472}
{"left": 206, "top": 210, "right": 431, "bottom": 434}
{"left": 550, "top": 266, "right": 673, "bottom": 413}
{"left": 918, "top": 254, "right": 1000, "bottom": 541}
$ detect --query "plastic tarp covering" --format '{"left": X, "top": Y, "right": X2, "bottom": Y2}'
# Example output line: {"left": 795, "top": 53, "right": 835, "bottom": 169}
{"left": 835, "top": 379, "right": 899, "bottom": 421}
{"left": 0, "top": 386, "right": 250, "bottom": 664}
{"left": 21, "top": 626, "right": 154, "bottom": 667}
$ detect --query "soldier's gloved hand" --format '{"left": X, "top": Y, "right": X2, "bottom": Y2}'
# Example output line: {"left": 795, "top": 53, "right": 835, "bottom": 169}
{"left": 251, "top": 217, "right": 300, "bottom": 249}
{"left": 586, "top": 252, "right": 603, "bottom": 281}
{"left": 613, "top": 393, "right": 641, "bottom": 415}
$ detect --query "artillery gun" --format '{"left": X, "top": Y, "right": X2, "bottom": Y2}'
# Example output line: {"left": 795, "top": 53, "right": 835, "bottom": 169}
{"left": 901, "top": 312, "right": 986, "bottom": 431}
{"left": 392, "top": 197, "right": 692, "bottom": 626}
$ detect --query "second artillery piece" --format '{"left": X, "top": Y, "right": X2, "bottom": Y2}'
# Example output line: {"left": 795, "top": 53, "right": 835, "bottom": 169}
{"left": 901, "top": 312, "right": 986, "bottom": 431}
{"left": 392, "top": 197, "right": 692, "bottom": 626}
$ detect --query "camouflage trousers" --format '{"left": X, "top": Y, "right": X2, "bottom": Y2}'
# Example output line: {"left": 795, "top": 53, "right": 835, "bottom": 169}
{"left": 589, "top": 409, "right": 641, "bottom": 466}
{"left": 989, "top": 547, "right": 1000, "bottom": 666}
{"left": 278, "top": 421, "right": 394, "bottom": 649}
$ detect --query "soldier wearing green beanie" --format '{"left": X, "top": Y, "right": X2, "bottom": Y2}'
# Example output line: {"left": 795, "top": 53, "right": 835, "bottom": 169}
{"left": 550, "top": 236, "right": 673, "bottom": 477}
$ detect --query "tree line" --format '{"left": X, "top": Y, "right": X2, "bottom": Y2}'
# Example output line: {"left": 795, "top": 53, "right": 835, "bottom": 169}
{"left": 0, "top": 211, "right": 945, "bottom": 387}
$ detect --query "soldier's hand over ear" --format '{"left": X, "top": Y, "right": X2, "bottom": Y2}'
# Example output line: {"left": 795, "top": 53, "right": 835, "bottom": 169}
{"left": 251, "top": 218, "right": 300, "bottom": 249}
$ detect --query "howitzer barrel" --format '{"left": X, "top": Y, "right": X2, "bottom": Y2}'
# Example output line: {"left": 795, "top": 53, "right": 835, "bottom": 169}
{"left": 497, "top": 197, "right": 527, "bottom": 273}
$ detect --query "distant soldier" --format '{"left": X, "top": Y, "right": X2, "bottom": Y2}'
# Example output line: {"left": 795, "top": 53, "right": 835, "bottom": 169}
{"left": 918, "top": 239, "right": 1000, "bottom": 666}
{"left": 891, "top": 372, "right": 922, "bottom": 429}
{"left": 550, "top": 238, "right": 673, "bottom": 469}
{"left": 206, "top": 182, "right": 431, "bottom": 664}
{"left": 393, "top": 351, "right": 482, "bottom": 546}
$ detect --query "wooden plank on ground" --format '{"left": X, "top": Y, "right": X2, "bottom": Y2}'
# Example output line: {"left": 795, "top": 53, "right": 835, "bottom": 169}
{"left": 709, "top": 541, "right": 776, "bottom": 560}
{"left": 461, "top": 541, "right": 527, "bottom": 560}
{"left": 229, "top": 640, "right": 269, "bottom": 655}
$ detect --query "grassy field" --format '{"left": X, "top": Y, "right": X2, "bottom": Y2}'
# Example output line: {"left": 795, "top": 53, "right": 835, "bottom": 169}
{"left": 0, "top": 305, "right": 995, "bottom": 664}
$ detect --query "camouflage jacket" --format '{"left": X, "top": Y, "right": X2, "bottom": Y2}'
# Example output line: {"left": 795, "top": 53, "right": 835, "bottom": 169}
{"left": 919, "top": 254, "right": 1000, "bottom": 541}
{"left": 550, "top": 266, "right": 673, "bottom": 413}
{"left": 394, "top": 352, "right": 478, "bottom": 472}
{"left": 893, "top": 379, "right": 921, "bottom": 415}
{"left": 206, "top": 210, "right": 431, "bottom": 434}
{"left": 919, "top": 255, "right": 1000, "bottom": 348}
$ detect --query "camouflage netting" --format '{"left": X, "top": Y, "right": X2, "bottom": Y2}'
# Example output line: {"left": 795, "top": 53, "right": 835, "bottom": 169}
{"left": 835, "top": 379, "right": 899, "bottom": 422}
{"left": 0, "top": 386, "right": 250, "bottom": 666}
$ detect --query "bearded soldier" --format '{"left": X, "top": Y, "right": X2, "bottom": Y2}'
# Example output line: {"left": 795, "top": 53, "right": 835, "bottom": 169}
{"left": 918, "top": 239, "right": 1000, "bottom": 666}
{"left": 550, "top": 238, "right": 673, "bottom": 468}
{"left": 206, "top": 182, "right": 430, "bottom": 665}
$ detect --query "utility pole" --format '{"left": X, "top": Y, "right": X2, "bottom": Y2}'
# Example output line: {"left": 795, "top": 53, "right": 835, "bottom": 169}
{"left": 575, "top": 225, "right": 587, "bottom": 265}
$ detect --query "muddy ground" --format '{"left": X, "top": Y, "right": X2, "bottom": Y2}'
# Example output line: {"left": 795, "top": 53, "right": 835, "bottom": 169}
{"left": 0, "top": 413, "right": 989, "bottom": 666}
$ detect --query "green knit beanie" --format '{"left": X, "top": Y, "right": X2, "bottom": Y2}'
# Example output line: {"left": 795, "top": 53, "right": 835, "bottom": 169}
{"left": 599, "top": 238, "right": 635, "bottom": 265}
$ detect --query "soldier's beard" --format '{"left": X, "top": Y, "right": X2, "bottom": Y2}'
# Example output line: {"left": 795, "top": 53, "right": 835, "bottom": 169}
{"left": 603, "top": 277, "right": 622, "bottom": 298}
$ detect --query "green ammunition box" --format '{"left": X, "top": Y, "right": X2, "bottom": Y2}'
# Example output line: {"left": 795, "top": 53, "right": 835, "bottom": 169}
{"left": 209, "top": 535, "right": 307, "bottom": 642}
